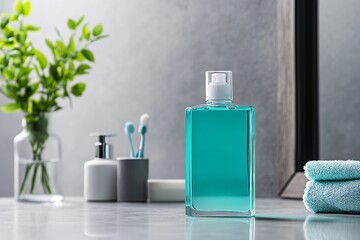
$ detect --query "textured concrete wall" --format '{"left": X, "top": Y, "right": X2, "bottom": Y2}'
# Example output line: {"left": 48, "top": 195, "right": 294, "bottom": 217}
{"left": 319, "top": 0, "right": 360, "bottom": 160}
{"left": 0, "top": 0, "right": 278, "bottom": 197}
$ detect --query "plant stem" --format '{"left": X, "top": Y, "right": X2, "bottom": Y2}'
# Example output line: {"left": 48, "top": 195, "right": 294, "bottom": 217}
{"left": 19, "top": 164, "right": 33, "bottom": 195}
{"left": 29, "top": 146, "right": 40, "bottom": 194}
{"left": 40, "top": 164, "right": 48, "bottom": 194}
{"left": 30, "top": 163, "right": 39, "bottom": 193}
{"left": 41, "top": 164, "right": 52, "bottom": 194}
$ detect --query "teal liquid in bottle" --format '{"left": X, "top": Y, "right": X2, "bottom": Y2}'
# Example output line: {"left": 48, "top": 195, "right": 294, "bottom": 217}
{"left": 185, "top": 71, "right": 255, "bottom": 216}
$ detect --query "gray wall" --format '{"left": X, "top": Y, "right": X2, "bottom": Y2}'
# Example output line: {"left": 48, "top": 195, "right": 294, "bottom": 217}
{"left": 319, "top": 0, "right": 360, "bottom": 159}
{"left": 0, "top": 0, "right": 278, "bottom": 197}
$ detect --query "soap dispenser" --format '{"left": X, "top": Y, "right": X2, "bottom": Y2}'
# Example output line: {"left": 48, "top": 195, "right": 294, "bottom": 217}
{"left": 185, "top": 71, "right": 255, "bottom": 216}
{"left": 84, "top": 133, "right": 117, "bottom": 201}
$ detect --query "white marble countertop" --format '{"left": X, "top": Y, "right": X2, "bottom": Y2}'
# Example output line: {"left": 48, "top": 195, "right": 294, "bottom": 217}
{"left": 0, "top": 197, "right": 359, "bottom": 240}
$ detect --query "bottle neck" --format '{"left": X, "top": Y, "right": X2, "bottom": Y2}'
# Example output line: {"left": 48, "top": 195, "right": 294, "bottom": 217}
{"left": 206, "top": 99, "right": 232, "bottom": 105}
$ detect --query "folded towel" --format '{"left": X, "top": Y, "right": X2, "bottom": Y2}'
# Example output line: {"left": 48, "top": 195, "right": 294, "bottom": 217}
{"left": 304, "top": 160, "right": 360, "bottom": 181}
{"left": 303, "top": 179, "right": 360, "bottom": 213}
{"left": 303, "top": 160, "right": 360, "bottom": 213}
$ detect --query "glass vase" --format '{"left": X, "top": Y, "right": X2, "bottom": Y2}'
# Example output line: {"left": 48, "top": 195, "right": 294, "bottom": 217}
{"left": 14, "top": 113, "right": 63, "bottom": 202}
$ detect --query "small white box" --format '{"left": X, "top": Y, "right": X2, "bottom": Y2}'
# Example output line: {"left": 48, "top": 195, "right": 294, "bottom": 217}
{"left": 148, "top": 179, "right": 185, "bottom": 202}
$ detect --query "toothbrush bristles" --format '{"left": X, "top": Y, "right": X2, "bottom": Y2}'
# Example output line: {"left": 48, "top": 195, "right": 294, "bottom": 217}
{"left": 140, "top": 114, "right": 150, "bottom": 127}
{"left": 124, "top": 121, "right": 135, "bottom": 134}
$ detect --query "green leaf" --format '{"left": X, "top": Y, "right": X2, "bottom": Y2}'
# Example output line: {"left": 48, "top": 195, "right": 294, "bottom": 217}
{"left": 56, "top": 40, "right": 66, "bottom": 50}
{"left": 75, "top": 52, "right": 85, "bottom": 62}
{"left": 68, "top": 36, "right": 75, "bottom": 51}
{"left": 18, "top": 66, "right": 32, "bottom": 77}
{"left": 56, "top": 40, "right": 67, "bottom": 56}
{"left": 1, "top": 16, "right": 9, "bottom": 29}
{"left": 2, "top": 26, "right": 14, "bottom": 38}
{"left": 34, "top": 50, "right": 48, "bottom": 69}
{"left": 15, "top": 31, "right": 26, "bottom": 43}
{"left": 3, "top": 85, "right": 18, "bottom": 99}
{"left": 22, "top": 1, "right": 32, "bottom": 16}
{"left": 70, "top": 82, "right": 86, "bottom": 96}
{"left": 9, "top": 14, "right": 19, "bottom": 21}
{"left": 45, "top": 39, "right": 54, "bottom": 49}
{"left": 67, "top": 19, "right": 77, "bottom": 30}
{"left": 29, "top": 82, "right": 39, "bottom": 96}
{"left": 27, "top": 100, "right": 33, "bottom": 113}
{"left": 59, "top": 62, "right": 65, "bottom": 77}
{"left": 49, "top": 64, "right": 60, "bottom": 80}
{"left": 76, "top": 16, "right": 84, "bottom": 27}
{"left": 24, "top": 86, "right": 32, "bottom": 98}
{"left": 15, "top": 1, "right": 23, "bottom": 14}
{"left": 75, "top": 64, "right": 91, "bottom": 75}
{"left": 1, "top": 103, "right": 21, "bottom": 113}
{"left": 68, "top": 60, "right": 75, "bottom": 71}
{"left": 3, "top": 68, "right": 15, "bottom": 80}
{"left": 0, "top": 55, "right": 5, "bottom": 66}
{"left": 23, "top": 83, "right": 39, "bottom": 98}
{"left": 92, "top": 24, "right": 103, "bottom": 37}
{"left": 33, "top": 64, "right": 41, "bottom": 78}
{"left": 82, "top": 24, "right": 90, "bottom": 40}
{"left": 25, "top": 24, "right": 40, "bottom": 31}
{"left": 81, "top": 49, "right": 94, "bottom": 62}
{"left": 0, "top": 39, "right": 6, "bottom": 48}
{"left": 45, "top": 75, "right": 54, "bottom": 86}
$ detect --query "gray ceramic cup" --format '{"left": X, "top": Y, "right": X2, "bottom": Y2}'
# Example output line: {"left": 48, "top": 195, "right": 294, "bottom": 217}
{"left": 116, "top": 158, "right": 149, "bottom": 202}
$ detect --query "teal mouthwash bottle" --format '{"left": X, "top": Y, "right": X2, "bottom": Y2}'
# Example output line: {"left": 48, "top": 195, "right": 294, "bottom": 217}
{"left": 185, "top": 71, "right": 255, "bottom": 217}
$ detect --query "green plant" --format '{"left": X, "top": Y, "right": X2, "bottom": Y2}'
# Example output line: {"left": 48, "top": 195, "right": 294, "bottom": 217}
{"left": 0, "top": 0, "right": 107, "bottom": 196}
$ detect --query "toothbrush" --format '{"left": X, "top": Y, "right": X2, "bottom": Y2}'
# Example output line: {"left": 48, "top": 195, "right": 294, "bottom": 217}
{"left": 124, "top": 121, "right": 136, "bottom": 157}
{"left": 136, "top": 113, "right": 150, "bottom": 158}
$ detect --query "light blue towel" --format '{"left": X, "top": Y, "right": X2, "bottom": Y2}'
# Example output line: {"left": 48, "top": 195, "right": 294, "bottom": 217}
{"left": 303, "top": 160, "right": 360, "bottom": 213}
{"left": 303, "top": 179, "right": 360, "bottom": 213}
{"left": 304, "top": 160, "right": 360, "bottom": 181}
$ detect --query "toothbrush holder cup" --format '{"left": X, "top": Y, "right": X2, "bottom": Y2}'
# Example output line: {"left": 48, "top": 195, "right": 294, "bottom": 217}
{"left": 116, "top": 158, "right": 149, "bottom": 202}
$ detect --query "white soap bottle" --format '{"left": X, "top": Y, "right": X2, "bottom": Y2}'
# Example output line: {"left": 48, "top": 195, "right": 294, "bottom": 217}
{"left": 84, "top": 133, "right": 117, "bottom": 201}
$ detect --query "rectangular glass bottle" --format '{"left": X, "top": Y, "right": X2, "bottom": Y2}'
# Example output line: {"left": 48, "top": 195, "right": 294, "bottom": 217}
{"left": 185, "top": 71, "right": 255, "bottom": 216}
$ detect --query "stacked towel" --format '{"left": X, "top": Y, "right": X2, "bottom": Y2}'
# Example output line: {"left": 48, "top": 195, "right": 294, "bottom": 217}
{"left": 303, "top": 160, "right": 360, "bottom": 214}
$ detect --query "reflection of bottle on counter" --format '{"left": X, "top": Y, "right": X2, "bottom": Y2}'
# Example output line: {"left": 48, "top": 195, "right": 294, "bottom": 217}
{"left": 185, "top": 217, "right": 254, "bottom": 240}
{"left": 84, "top": 133, "right": 117, "bottom": 201}
{"left": 83, "top": 203, "right": 118, "bottom": 238}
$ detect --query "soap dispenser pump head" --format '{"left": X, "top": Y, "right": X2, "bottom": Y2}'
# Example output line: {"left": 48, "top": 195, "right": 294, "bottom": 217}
{"left": 90, "top": 133, "right": 116, "bottom": 159}
{"left": 205, "top": 71, "right": 233, "bottom": 101}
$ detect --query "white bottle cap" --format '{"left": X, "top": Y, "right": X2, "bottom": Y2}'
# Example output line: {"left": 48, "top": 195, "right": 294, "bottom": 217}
{"left": 205, "top": 71, "right": 233, "bottom": 101}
